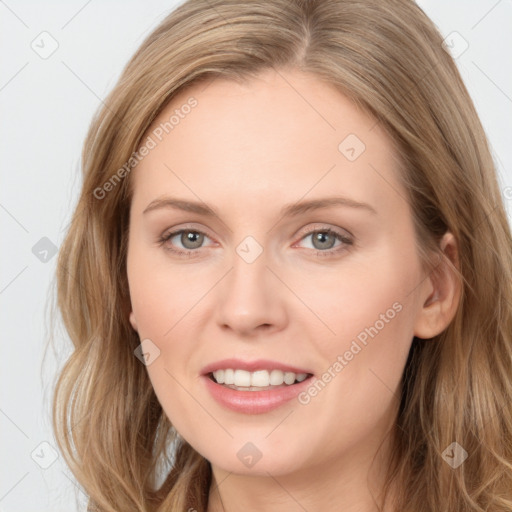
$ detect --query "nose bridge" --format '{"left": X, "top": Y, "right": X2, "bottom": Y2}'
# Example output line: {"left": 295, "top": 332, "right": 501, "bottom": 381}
{"left": 215, "top": 237, "right": 287, "bottom": 334}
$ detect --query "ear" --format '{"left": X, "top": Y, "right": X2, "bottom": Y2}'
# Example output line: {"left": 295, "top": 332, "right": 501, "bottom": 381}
{"left": 129, "top": 311, "right": 138, "bottom": 332}
{"left": 413, "top": 231, "right": 462, "bottom": 340}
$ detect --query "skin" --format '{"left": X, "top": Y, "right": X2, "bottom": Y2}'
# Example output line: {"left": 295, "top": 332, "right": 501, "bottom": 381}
{"left": 126, "top": 68, "right": 460, "bottom": 511}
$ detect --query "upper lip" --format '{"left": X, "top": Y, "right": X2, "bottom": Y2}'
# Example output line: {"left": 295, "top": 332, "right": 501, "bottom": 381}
{"left": 201, "top": 358, "right": 313, "bottom": 376}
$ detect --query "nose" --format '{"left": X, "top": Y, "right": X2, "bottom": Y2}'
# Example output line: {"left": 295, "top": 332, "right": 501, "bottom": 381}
{"left": 215, "top": 247, "right": 288, "bottom": 337}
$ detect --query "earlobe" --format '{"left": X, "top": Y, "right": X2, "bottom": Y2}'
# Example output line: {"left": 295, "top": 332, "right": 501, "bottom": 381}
{"left": 413, "top": 232, "right": 461, "bottom": 340}
{"left": 129, "top": 311, "right": 138, "bottom": 332}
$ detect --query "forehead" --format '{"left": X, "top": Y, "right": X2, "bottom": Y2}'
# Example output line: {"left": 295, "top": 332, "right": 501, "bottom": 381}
{"left": 130, "top": 69, "right": 406, "bottom": 219}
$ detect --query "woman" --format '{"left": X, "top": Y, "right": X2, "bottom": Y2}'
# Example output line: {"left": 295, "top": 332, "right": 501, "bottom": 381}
{"left": 52, "top": 0, "right": 512, "bottom": 510}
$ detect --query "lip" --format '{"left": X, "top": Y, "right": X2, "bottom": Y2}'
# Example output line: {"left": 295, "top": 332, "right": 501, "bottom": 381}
{"left": 200, "top": 358, "right": 312, "bottom": 375}
{"left": 200, "top": 358, "right": 314, "bottom": 415}
{"left": 202, "top": 374, "right": 314, "bottom": 414}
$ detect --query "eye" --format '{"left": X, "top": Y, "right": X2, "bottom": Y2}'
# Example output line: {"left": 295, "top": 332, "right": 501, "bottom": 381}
{"left": 158, "top": 225, "right": 353, "bottom": 258}
{"left": 158, "top": 228, "right": 214, "bottom": 256}
{"left": 294, "top": 227, "right": 353, "bottom": 256}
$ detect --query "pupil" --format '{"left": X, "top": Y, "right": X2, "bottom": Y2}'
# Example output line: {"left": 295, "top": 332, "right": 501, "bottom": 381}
{"left": 314, "top": 232, "right": 335, "bottom": 250}
{"left": 183, "top": 231, "right": 203, "bottom": 249}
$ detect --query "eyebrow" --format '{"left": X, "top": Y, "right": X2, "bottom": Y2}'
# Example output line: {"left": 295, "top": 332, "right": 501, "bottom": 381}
{"left": 142, "top": 195, "right": 377, "bottom": 217}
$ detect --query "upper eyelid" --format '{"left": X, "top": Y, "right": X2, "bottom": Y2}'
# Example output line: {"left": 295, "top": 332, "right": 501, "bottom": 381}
{"left": 162, "top": 225, "right": 217, "bottom": 242}
{"left": 295, "top": 223, "right": 353, "bottom": 240}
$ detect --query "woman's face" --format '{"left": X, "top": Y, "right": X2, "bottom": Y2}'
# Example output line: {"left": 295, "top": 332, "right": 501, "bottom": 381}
{"left": 126, "top": 69, "right": 431, "bottom": 478}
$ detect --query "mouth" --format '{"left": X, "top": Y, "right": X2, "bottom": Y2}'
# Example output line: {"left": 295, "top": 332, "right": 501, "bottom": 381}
{"left": 207, "top": 369, "right": 313, "bottom": 391}
{"left": 200, "top": 359, "right": 315, "bottom": 413}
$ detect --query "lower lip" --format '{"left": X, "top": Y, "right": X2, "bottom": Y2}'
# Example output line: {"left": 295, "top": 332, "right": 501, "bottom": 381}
{"left": 202, "top": 375, "right": 313, "bottom": 414}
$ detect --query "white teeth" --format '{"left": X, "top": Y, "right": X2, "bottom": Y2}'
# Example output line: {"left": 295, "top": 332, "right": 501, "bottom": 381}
{"left": 211, "top": 369, "right": 310, "bottom": 388}
{"left": 283, "top": 372, "right": 295, "bottom": 385}
{"left": 224, "top": 369, "right": 234, "bottom": 385}
{"left": 214, "top": 369, "right": 225, "bottom": 384}
{"left": 269, "top": 369, "right": 284, "bottom": 385}
{"left": 251, "top": 370, "right": 269, "bottom": 386}
{"left": 234, "top": 369, "right": 251, "bottom": 387}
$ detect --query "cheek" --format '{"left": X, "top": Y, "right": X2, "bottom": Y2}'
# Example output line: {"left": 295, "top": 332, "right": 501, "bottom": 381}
{"left": 128, "top": 250, "right": 213, "bottom": 337}
{"left": 295, "top": 255, "right": 417, "bottom": 428}
{"left": 296, "top": 252, "right": 416, "bottom": 357}
{"left": 128, "top": 268, "right": 204, "bottom": 384}
{"left": 127, "top": 252, "right": 215, "bottom": 430}
{"left": 295, "top": 254, "right": 417, "bottom": 423}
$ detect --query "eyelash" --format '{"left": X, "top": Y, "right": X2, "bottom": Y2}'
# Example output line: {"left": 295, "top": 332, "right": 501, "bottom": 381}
{"left": 158, "top": 226, "right": 353, "bottom": 258}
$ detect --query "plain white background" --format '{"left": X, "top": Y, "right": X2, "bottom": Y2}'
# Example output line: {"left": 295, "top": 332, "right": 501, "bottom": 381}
{"left": 1, "top": 1, "right": 511, "bottom": 510}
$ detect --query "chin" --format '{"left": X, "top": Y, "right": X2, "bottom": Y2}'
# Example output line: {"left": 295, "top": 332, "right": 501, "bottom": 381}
{"left": 195, "top": 436, "right": 312, "bottom": 477}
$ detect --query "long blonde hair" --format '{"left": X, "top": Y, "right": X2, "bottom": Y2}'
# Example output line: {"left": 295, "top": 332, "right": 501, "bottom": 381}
{"left": 51, "top": 0, "right": 512, "bottom": 510}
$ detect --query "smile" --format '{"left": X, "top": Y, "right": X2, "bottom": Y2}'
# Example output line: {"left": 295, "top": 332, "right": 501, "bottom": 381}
{"left": 210, "top": 368, "right": 310, "bottom": 390}
{"left": 202, "top": 366, "right": 314, "bottom": 414}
